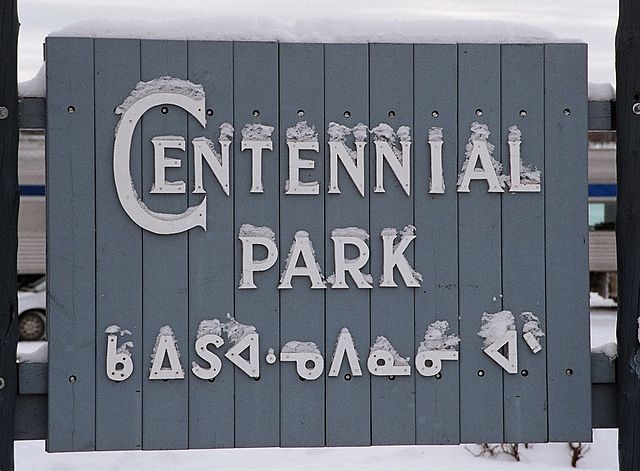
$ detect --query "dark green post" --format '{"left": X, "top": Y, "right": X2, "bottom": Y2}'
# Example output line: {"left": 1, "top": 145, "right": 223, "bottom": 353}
{"left": 616, "top": 2, "right": 640, "bottom": 469}
{"left": 0, "top": 0, "right": 19, "bottom": 469}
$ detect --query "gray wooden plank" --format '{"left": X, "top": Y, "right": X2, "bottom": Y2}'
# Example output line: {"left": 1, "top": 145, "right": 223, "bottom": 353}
{"left": 186, "top": 40, "right": 235, "bottom": 449}
{"left": 18, "top": 362, "right": 47, "bottom": 395}
{"left": 18, "top": 97, "right": 46, "bottom": 129}
{"left": 278, "top": 42, "right": 325, "bottom": 447}
{"left": 233, "top": 41, "right": 281, "bottom": 448}
{"left": 140, "top": 39, "right": 190, "bottom": 450}
{"left": 457, "top": 43, "right": 504, "bottom": 444}
{"left": 587, "top": 101, "right": 615, "bottom": 131}
{"left": 500, "top": 44, "right": 547, "bottom": 443}
{"left": 544, "top": 43, "right": 591, "bottom": 442}
{"left": 369, "top": 43, "right": 415, "bottom": 446}
{"left": 94, "top": 38, "right": 143, "bottom": 452}
{"left": 15, "top": 395, "right": 47, "bottom": 440}
{"left": 324, "top": 43, "right": 371, "bottom": 447}
{"left": 45, "top": 36, "right": 96, "bottom": 452}
{"left": 413, "top": 43, "right": 460, "bottom": 445}
{"left": 591, "top": 352, "right": 616, "bottom": 383}
{"left": 591, "top": 384, "right": 618, "bottom": 428}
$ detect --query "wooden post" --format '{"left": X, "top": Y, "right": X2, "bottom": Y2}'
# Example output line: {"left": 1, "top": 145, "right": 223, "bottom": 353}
{"left": 0, "top": 0, "right": 19, "bottom": 469}
{"left": 616, "top": 2, "right": 640, "bottom": 469}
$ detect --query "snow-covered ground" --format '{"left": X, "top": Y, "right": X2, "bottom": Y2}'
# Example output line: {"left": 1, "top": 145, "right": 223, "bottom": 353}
{"left": 14, "top": 309, "right": 619, "bottom": 470}
{"left": 14, "top": 431, "right": 618, "bottom": 470}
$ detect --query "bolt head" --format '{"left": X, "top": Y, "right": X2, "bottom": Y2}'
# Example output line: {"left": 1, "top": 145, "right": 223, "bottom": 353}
{"left": 633, "top": 103, "right": 640, "bottom": 115}
{"left": 0, "top": 107, "right": 8, "bottom": 119}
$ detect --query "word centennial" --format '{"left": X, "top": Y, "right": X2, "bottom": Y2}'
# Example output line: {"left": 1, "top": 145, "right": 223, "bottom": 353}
{"left": 114, "top": 77, "right": 541, "bottom": 235}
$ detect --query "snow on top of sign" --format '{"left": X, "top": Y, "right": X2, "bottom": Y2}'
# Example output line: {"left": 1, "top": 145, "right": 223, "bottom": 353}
{"left": 588, "top": 82, "right": 616, "bottom": 101}
{"left": 219, "top": 122, "right": 234, "bottom": 141}
{"left": 457, "top": 122, "right": 508, "bottom": 189}
{"left": 49, "top": 10, "right": 567, "bottom": 45}
{"left": 327, "top": 122, "right": 352, "bottom": 143}
{"left": 592, "top": 342, "right": 618, "bottom": 362}
{"left": 418, "top": 321, "right": 460, "bottom": 352}
{"left": 241, "top": 123, "right": 274, "bottom": 141}
{"left": 477, "top": 310, "right": 515, "bottom": 349}
{"left": 286, "top": 121, "right": 318, "bottom": 142}
{"left": 239, "top": 223, "right": 276, "bottom": 241}
{"left": 115, "top": 76, "right": 204, "bottom": 116}
{"left": 371, "top": 123, "right": 397, "bottom": 144}
{"left": 352, "top": 123, "right": 368, "bottom": 142}
{"left": 397, "top": 126, "right": 411, "bottom": 142}
{"left": 117, "top": 341, "right": 134, "bottom": 355}
{"left": 371, "top": 335, "right": 410, "bottom": 366}
{"left": 331, "top": 227, "right": 369, "bottom": 241}
{"left": 196, "top": 319, "right": 224, "bottom": 339}
{"left": 428, "top": 127, "right": 443, "bottom": 142}
{"left": 281, "top": 340, "right": 321, "bottom": 354}
{"left": 223, "top": 314, "right": 257, "bottom": 345}
{"left": 105, "top": 324, "right": 132, "bottom": 336}
{"left": 521, "top": 312, "right": 545, "bottom": 340}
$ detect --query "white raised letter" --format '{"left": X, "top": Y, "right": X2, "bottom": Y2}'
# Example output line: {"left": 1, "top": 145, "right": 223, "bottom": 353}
{"left": 328, "top": 328, "right": 362, "bottom": 376}
{"left": 149, "top": 326, "right": 185, "bottom": 380}
{"left": 380, "top": 226, "right": 422, "bottom": 288}
{"left": 225, "top": 333, "right": 260, "bottom": 378}
{"left": 192, "top": 137, "right": 231, "bottom": 196}
{"left": 278, "top": 231, "right": 326, "bottom": 289}
{"left": 191, "top": 333, "right": 224, "bottom": 380}
{"left": 106, "top": 333, "right": 134, "bottom": 382}
{"left": 239, "top": 224, "right": 278, "bottom": 289}
{"left": 242, "top": 140, "right": 273, "bottom": 193}
{"left": 331, "top": 228, "right": 372, "bottom": 289}
{"left": 457, "top": 122, "right": 504, "bottom": 193}
{"left": 328, "top": 141, "right": 366, "bottom": 196}
{"left": 286, "top": 142, "right": 320, "bottom": 194}
{"left": 428, "top": 127, "right": 445, "bottom": 194}
{"left": 113, "top": 77, "right": 207, "bottom": 234}
{"left": 507, "top": 125, "right": 541, "bottom": 192}
{"left": 150, "top": 136, "right": 186, "bottom": 194}
{"left": 374, "top": 141, "right": 411, "bottom": 195}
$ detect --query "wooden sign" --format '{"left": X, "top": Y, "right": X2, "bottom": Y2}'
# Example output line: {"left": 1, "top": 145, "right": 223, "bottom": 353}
{"left": 46, "top": 38, "right": 590, "bottom": 452}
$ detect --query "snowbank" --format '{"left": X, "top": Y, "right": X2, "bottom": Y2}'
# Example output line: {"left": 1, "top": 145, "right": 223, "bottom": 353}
{"left": 590, "top": 292, "right": 617, "bottom": 308}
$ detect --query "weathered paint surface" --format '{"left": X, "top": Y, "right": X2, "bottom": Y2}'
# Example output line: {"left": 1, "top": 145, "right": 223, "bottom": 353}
{"left": 46, "top": 38, "right": 590, "bottom": 451}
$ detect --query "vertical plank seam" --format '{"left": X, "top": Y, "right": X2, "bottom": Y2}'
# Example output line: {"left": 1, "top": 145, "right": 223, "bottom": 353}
{"left": 542, "top": 42, "right": 549, "bottom": 442}
{"left": 500, "top": 43, "right": 506, "bottom": 443}
{"left": 92, "top": 37, "right": 98, "bottom": 451}
{"left": 367, "top": 41, "right": 373, "bottom": 446}
{"left": 411, "top": 43, "right": 417, "bottom": 446}
{"left": 277, "top": 41, "right": 282, "bottom": 448}
{"left": 455, "top": 43, "right": 462, "bottom": 445}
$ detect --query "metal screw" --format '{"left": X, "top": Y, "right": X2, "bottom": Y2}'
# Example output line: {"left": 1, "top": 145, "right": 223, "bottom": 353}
{"left": 435, "top": 373, "right": 442, "bottom": 380}
{"left": 0, "top": 377, "right": 5, "bottom": 389}
{"left": 69, "top": 375, "right": 77, "bottom": 383}
{"left": 633, "top": 103, "right": 640, "bottom": 115}
{"left": 0, "top": 107, "right": 8, "bottom": 119}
